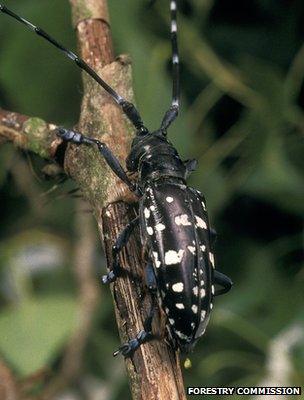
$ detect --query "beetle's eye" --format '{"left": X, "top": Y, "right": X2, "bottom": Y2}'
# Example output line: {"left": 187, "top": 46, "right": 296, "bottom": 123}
{"left": 137, "top": 127, "right": 148, "bottom": 136}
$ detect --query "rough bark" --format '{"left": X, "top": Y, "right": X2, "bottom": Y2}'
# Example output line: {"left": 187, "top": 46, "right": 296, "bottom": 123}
{"left": 68, "top": 1, "right": 186, "bottom": 398}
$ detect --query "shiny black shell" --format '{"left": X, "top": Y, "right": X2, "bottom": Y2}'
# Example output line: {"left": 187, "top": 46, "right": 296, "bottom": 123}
{"left": 139, "top": 179, "right": 215, "bottom": 351}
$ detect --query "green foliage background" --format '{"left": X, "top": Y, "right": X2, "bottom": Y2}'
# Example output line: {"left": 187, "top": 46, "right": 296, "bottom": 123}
{"left": 0, "top": 0, "right": 303, "bottom": 398}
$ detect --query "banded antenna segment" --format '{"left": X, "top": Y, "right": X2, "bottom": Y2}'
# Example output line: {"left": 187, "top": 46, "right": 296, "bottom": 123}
{"left": 0, "top": 4, "right": 147, "bottom": 132}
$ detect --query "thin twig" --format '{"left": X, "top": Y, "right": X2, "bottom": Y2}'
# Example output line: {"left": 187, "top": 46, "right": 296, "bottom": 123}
{"left": 0, "top": 360, "right": 20, "bottom": 400}
{"left": 0, "top": 108, "right": 60, "bottom": 159}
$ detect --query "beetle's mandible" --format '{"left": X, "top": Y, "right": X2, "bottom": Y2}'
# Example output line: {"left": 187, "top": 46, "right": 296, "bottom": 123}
{"left": 0, "top": 1, "right": 233, "bottom": 357}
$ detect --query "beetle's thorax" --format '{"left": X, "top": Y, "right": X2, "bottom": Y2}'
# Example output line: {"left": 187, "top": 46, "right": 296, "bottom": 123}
{"left": 126, "top": 130, "right": 186, "bottom": 186}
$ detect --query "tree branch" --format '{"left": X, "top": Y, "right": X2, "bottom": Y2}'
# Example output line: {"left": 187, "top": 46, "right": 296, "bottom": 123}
{"left": 68, "top": 1, "right": 186, "bottom": 398}
{"left": 0, "top": 108, "right": 60, "bottom": 159}
{"left": 0, "top": 361, "right": 20, "bottom": 400}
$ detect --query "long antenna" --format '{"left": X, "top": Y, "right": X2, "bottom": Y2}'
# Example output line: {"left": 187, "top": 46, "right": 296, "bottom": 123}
{"left": 0, "top": 4, "right": 147, "bottom": 132}
{"left": 160, "top": 0, "right": 180, "bottom": 132}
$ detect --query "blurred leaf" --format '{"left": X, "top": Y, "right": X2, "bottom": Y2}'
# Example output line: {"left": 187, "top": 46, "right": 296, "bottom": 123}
{"left": 199, "top": 350, "right": 262, "bottom": 377}
{"left": 0, "top": 295, "right": 76, "bottom": 376}
{"left": 241, "top": 132, "right": 304, "bottom": 215}
{"left": 214, "top": 309, "right": 269, "bottom": 352}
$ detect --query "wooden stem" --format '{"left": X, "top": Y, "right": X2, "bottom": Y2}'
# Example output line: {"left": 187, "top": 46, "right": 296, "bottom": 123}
{"left": 67, "top": 0, "right": 186, "bottom": 398}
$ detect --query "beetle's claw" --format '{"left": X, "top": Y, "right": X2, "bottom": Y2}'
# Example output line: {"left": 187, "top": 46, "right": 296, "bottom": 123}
{"left": 113, "top": 339, "right": 137, "bottom": 357}
{"left": 113, "top": 330, "right": 151, "bottom": 358}
{"left": 102, "top": 270, "right": 116, "bottom": 284}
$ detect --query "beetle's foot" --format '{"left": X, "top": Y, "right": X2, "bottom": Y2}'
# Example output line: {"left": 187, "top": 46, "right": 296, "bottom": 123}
{"left": 102, "top": 260, "right": 127, "bottom": 284}
{"left": 113, "top": 330, "right": 153, "bottom": 357}
{"left": 57, "top": 127, "right": 82, "bottom": 143}
{"left": 101, "top": 270, "right": 117, "bottom": 284}
{"left": 102, "top": 267, "right": 142, "bottom": 285}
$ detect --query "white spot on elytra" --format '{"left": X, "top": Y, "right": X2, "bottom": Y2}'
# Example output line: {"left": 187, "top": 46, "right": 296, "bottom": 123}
{"left": 105, "top": 210, "right": 111, "bottom": 217}
{"left": 169, "top": 318, "right": 175, "bottom": 325}
{"left": 175, "top": 330, "right": 188, "bottom": 340}
{"left": 210, "top": 303, "right": 213, "bottom": 310}
{"left": 187, "top": 245, "right": 196, "bottom": 254}
{"left": 191, "top": 322, "right": 196, "bottom": 329}
{"left": 166, "top": 196, "right": 174, "bottom": 203}
{"left": 209, "top": 252, "right": 215, "bottom": 267}
{"left": 144, "top": 208, "right": 150, "bottom": 219}
{"left": 201, "top": 310, "right": 206, "bottom": 321}
{"left": 211, "top": 285, "right": 215, "bottom": 295}
{"left": 150, "top": 205, "right": 155, "bottom": 211}
{"left": 165, "top": 307, "right": 169, "bottom": 314}
{"left": 165, "top": 249, "right": 184, "bottom": 265}
{"left": 175, "top": 214, "right": 191, "bottom": 226}
{"left": 155, "top": 223, "right": 165, "bottom": 232}
{"left": 172, "top": 282, "right": 184, "bottom": 293}
{"left": 176, "top": 303, "right": 185, "bottom": 309}
{"left": 195, "top": 216, "right": 207, "bottom": 229}
{"left": 192, "top": 305, "right": 198, "bottom": 314}
{"left": 147, "top": 226, "right": 153, "bottom": 235}
{"left": 152, "top": 252, "right": 161, "bottom": 268}
{"left": 200, "top": 245, "right": 206, "bottom": 252}
{"left": 200, "top": 288, "right": 206, "bottom": 298}
{"left": 198, "top": 328, "right": 206, "bottom": 337}
{"left": 201, "top": 200, "right": 206, "bottom": 210}
{"left": 193, "top": 287, "right": 198, "bottom": 296}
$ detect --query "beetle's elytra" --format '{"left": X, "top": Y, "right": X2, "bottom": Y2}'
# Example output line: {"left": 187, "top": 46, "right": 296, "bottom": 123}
{"left": 0, "top": 1, "right": 233, "bottom": 357}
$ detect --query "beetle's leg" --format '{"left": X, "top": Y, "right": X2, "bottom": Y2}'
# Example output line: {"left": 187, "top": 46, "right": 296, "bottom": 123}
{"left": 138, "top": 255, "right": 157, "bottom": 302}
{"left": 213, "top": 270, "right": 233, "bottom": 296}
{"left": 113, "top": 261, "right": 157, "bottom": 357}
{"left": 113, "top": 328, "right": 153, "bottom": 358}
{"left": 102, "top": 216, "right": 140, "bottom": 284}
{"left": 113, "top": 302, "right": 156, "bottom": 358}
{"left": 57, "top": 128, "right": 136, "bottom": 192}
{"left": 142, "top": 261, "right": 157, "bottom": 331}
{"left": 160, "top": 0, "right": 180, "bottom": 132}
{"left": 144, "top": 259, "right": 157, "bottom": 292}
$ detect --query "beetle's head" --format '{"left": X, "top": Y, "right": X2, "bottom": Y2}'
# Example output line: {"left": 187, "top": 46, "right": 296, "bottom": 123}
{"left": 126, "top": 130, "right": 168, "bottom": 171}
